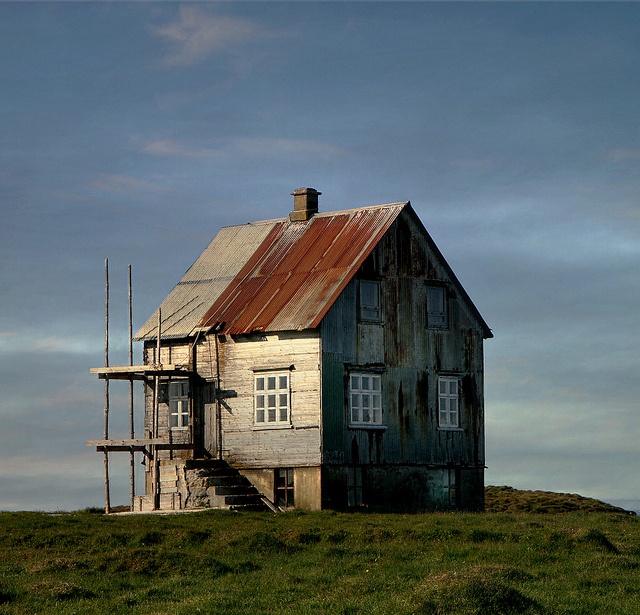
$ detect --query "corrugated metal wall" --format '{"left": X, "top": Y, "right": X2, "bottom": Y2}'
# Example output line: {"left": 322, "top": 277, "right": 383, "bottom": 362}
{"left": 320, "top": 209, "right": 486, "bottom": 471}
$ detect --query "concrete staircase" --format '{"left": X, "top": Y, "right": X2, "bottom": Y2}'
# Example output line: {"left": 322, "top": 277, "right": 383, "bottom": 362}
{"left": 184, "top": 459, "right": 270, "bottom": 511}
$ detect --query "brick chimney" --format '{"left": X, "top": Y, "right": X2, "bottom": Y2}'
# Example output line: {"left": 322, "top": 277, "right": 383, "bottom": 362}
{"left": 289, "top": 187, "right": 321, "bottom": 222}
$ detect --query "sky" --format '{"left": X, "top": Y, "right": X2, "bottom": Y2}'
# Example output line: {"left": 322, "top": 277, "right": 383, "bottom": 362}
{"left": 1, "top": 1, "right": 639, "bottom": 513}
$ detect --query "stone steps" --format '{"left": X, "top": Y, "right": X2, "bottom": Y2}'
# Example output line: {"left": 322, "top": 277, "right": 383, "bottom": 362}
{"left": 185, "top": 460, "right": 269, "bottom": 511}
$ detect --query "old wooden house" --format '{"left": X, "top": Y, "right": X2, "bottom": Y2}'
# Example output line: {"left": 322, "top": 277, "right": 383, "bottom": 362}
{"left": 90, "top": 188, "right": 492, "bottom": 512}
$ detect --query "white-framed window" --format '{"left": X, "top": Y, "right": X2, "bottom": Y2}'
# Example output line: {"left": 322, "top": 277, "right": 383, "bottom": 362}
{"left": 349, "top": 373, "right": 382, "bottom": 426}
{"left": 169, "top": 380, "right": 189, "bottom": 429}
{"left": 254, "top": 373, "right": 290, "bottom": 425}
{"left": 359, "top": 279, "right": 381, "bottom": 321}
{"left": 438, "top": 376, "right": 459, "bottom": 428}
{"left": 427, "top": 286, "right": 448, "bottom": 328}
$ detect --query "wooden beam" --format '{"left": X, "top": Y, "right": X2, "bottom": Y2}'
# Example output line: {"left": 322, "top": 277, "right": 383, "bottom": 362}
{"left": 94, "top": 444, "right": 193, "bottom": 453}
{"left": 89, "top": 364, "right": 192, "bottom": 380}
{"left": 87, "top": 438, "right": 173, "bottom": 447}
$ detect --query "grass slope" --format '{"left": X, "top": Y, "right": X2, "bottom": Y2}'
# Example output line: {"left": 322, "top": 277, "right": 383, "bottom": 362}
{"left": 485, "top": 485, "right": 634, "bottom": 515}
{"left": 1, "top": 487, "right": 639, "bottom": 615}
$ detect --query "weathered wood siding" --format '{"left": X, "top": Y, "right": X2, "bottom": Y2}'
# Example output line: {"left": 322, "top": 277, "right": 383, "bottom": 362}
{"left": 142, "top": 341, "right": 193, "bottom": 460}
{"left": 320, "top": 209, "right": 486, "bottom": 473}
{"left": 201, "top": 331, "right": 322, "bottom": 468}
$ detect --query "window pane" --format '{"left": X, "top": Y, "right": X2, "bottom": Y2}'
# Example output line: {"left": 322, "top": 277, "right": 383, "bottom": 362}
{"left": 267, "top": 376, "right": 276, "bottom": 390}
{"left": 372, "top": 377, "right": 380, "bottom": 391}
{"left": 170, "top": 413, "right": 178, "bottom": 427}
{"left": 279, "top": 375, "right": 288, "bottom": 389}
{"left": 361, "top": 376, "right": 370, "bottom": 390}
{"left": 256, "top": 396, "right": 265, "bottom": 408}
{"left": 428, "top": 287, "right": 444, "bottom": 310}
{"left": 351, "top": 375, "right": 360, "bottom": 389}
{"left": 279, "top": 393, "right": 287, "bottom": 407}
{"left": 268, "top": 394, "right": 276, "bottom": 408}
{"left": 449, "top": 380, "right": 457, "bottom": 395}
{"left": 279, "top": 407, "right": 288, "bottom": 422}
{"left": 256, "top": 377, "right": 265, "bottom": 391}
{"left": 268, "top": 408, "right": 276, "bottom": 422}
{"left": 351, "top": 406, "right": 360, "bottom": 423}
{"left": 256, "top": 408, "right": 265, "bottom": 422}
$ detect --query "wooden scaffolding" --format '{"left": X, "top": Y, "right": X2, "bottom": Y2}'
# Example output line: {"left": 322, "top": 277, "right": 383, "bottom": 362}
{"left": 87, "top": 260, "right": 193, "bottom": 513}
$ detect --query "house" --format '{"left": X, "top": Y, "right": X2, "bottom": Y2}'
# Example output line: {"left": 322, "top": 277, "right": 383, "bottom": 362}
{"left": 92, "top": 188, "right": 492, "bottom": 512}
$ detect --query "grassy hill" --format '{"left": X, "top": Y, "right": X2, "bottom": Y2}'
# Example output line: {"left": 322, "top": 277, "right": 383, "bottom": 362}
{"left": 485, "top": 485, "right": 634, "bottom": 515}
{"left": 1, "top": 487, "right": 638, "bottom": 614}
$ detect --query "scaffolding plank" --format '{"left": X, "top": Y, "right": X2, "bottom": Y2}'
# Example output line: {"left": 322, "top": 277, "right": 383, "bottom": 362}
{"left": 89, "top": 364, "right": 193, "bottom": 380}
{"left": 87, "top": 438, "right": 169, "bottom": 446}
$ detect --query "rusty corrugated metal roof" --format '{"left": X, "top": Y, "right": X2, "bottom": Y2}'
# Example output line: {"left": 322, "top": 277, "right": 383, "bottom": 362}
{"left": 136, "top": 200, "right": 493, "bottom": 341}
{"left": 134, "top": 219, "right": 279, "bottom": 340}
{"left": 199, "top": 203, "right": 407, "bottom": 335}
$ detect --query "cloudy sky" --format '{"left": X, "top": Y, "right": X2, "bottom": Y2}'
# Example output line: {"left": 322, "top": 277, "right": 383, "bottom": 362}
{"left": 2, "top": 1, "right": 639, "bottom": 512}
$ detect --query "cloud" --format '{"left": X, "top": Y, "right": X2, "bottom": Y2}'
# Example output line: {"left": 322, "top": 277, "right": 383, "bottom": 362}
{"left": 139, "top": 137, "right": 345, "bottom": 159}
{"left": 0, "top": 331, "right": 102, "bottom": 356}
{"left": 150, "top": 6, "right": 262, "bottom": 67}
{"left": 606, "top": 148, "right": 640, "bottom": 162}
{"left": 92, "top": 174, "right": 168, "bottom": 195}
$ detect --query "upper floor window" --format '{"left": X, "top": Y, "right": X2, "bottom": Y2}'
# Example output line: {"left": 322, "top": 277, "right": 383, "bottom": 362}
{"left": 255, "top": 373, "right": 290, "bottom": 425}
{"left": 359, "top": 279, "right": 381, "bottom": 321}
{"left": 169, "top": 380, "right": 189, "bottom": 429}
{"left": 427, "top": 286, "right": 448, "bottom": 328}
{"left": 349, "top": 373, "right": 382, "bottom": 426}
{"left": 438, "top": 376, "right": 459, "bottom": 429}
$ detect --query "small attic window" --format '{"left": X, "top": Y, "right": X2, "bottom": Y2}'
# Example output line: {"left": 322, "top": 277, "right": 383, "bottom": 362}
{"left": 427, "top": 286, "right": 448, "bottom": 329}
{"left": 359, "top": 280, "right": 381, "bottom": 321}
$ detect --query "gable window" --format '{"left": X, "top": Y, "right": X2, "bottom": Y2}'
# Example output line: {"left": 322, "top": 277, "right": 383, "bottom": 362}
{"left": 427, "top": 286, "right": 448, "bottom": 328}
{"left": 255, "top": 373, "right": 290, "bottom": 425}
{"left": 359, "top": 279, "right": 381, "bottom": 321}
{"left": 349, "top": 373, "right": 382, "bottom": 426}
{"left": 438, "top": 377, "right": 459, "bottom": 429}
{"left": 169, "top": 380, "right": 189, "bottom": 429}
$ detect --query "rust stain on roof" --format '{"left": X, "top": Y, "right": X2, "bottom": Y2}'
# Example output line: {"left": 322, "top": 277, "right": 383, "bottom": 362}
{"left": 200, "top": 203, "right": 407, "bottom": 334}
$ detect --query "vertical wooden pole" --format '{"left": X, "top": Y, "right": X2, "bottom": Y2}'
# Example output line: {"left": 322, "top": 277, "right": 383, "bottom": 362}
{"left": 152, "top": 308, "right": 162, "bottom": 510}
{"left": 214, "top": 332, "right": 223, "bottom": 460}
{"left": 103, "top": 259, "right": 111, "bottom": 514}
{"left": 128, "top": 265, "right": 135, "bottom": 511}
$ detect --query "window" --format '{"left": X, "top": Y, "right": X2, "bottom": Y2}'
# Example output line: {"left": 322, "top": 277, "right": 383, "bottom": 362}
{"left": 438, "top": 377, "right": 459, "bottom": 428}
{"left": 169, "top": 380, "right": 189, "bottom": 429}
{"left": 275, "top": 468, "right": 294, "bottom": 508}
{"left": 359, "top": 279, "right": 381, "bottom": 320}
{"left": 347, "top": 467, "right": 364, "bottom": 507}
{"left": 349, "top": 373, "right": 382, "bottom": 426}
{"left": 255, "top": 373, "right": 290, "bottom": 425}
{"left": 444, "top": 468, "right": 460, "bottom": 508}
{"left": 427, "top": 286, "right": 447, "bottom": 328}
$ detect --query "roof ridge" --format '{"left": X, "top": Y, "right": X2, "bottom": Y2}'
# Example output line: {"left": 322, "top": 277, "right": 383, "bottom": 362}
{"left": 218, "top": 201, "right": 409, "bottom": 230}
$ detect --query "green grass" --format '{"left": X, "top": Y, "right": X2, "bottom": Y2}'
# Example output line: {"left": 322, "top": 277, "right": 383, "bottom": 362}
{"left": 0, "top": 489, "right": 638, "bottom": 614}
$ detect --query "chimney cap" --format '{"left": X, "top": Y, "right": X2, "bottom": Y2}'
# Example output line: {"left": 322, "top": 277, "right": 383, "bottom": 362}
{"left": 290, "top": 187, "right": 322, "bottom": 197}
{"left": 289, "top": 187, "right": 321, "bottom": 222}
